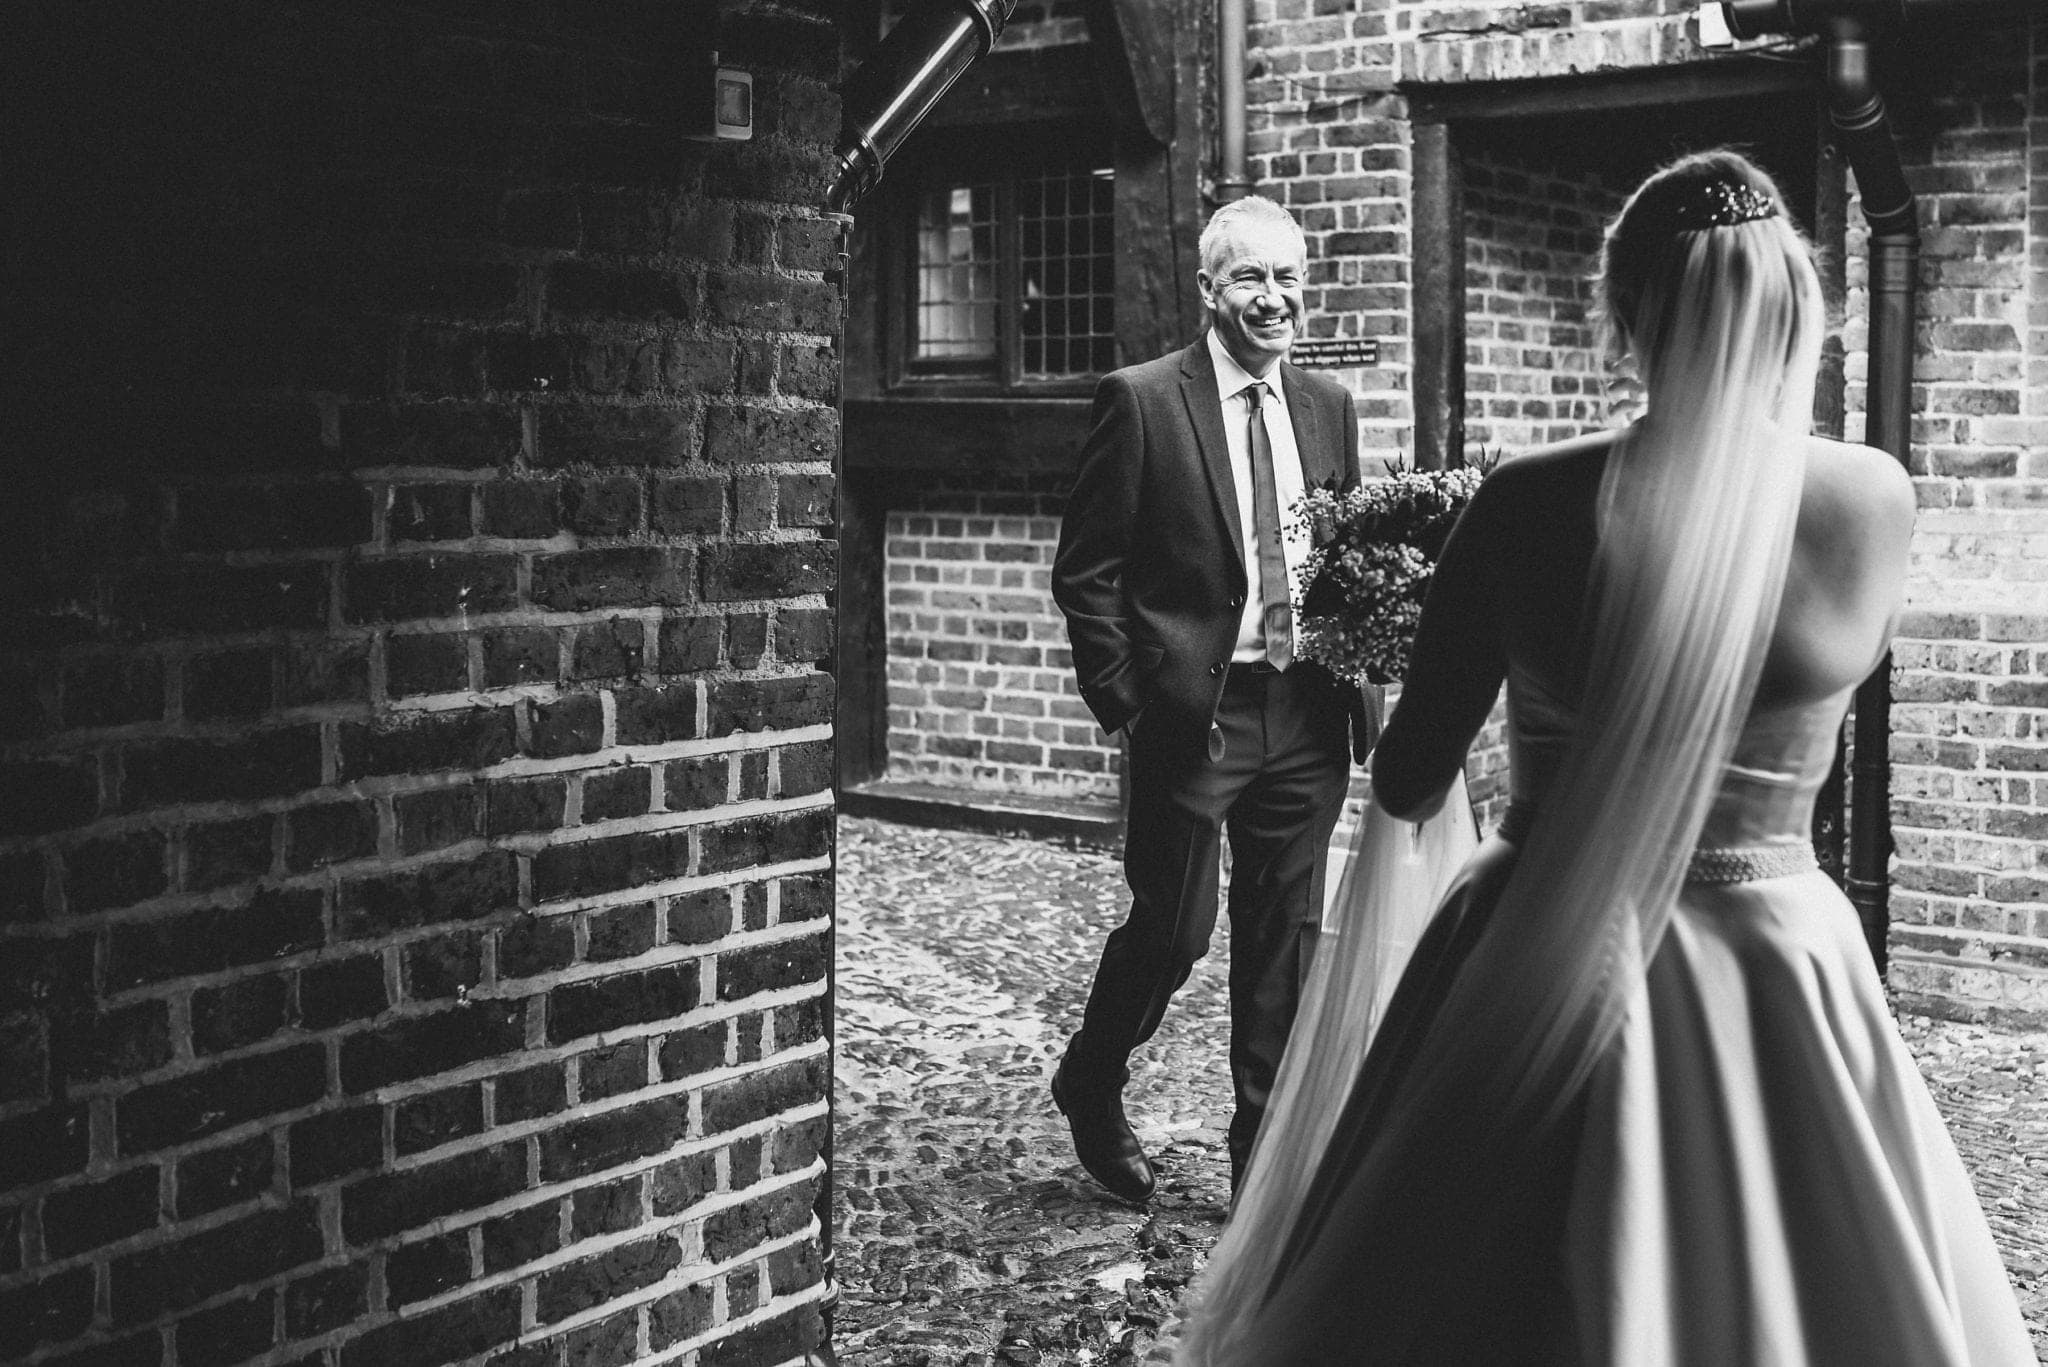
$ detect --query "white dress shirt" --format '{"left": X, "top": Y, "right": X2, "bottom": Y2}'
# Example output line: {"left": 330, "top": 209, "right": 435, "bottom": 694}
{"left": 1207, "top": 330, "right": 1310, "bottom": 665}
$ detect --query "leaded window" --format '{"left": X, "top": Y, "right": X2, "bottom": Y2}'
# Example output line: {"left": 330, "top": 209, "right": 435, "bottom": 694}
{"left": 902, "top": 161, "right": 1114, "bottom": 389}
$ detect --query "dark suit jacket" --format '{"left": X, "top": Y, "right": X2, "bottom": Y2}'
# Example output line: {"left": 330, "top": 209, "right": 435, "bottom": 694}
{"left": 1053, "top": 336, "right": 1366, "bottom": 757}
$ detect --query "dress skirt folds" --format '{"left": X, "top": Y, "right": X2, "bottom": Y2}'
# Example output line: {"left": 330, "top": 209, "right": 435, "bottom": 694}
{"left": 1191, "top": 690, "right": 2036, "bottom": 1366}
{"left": 1568, "top": 866, "right": 2034, "bottom": 1366}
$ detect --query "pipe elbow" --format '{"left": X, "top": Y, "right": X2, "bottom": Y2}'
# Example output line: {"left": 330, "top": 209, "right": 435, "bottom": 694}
{"left": 823, "top": 0, "right": 1019, "bottom": 211}
{"left": 1821, "top": 29, "right": 1881, "bottom": 124}
{"left": 1818, "top": 25, "right": 1919, "bottom": 237}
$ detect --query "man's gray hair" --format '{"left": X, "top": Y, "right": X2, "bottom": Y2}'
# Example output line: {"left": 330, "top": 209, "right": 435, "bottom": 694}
{"left": 1198, "top": 195, "right": 1305, "bottom": 276}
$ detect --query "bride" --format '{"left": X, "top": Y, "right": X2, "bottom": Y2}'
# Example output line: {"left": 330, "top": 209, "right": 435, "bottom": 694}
{"left": 1176, "top": 149, "right": 2035, "bottom": 1365}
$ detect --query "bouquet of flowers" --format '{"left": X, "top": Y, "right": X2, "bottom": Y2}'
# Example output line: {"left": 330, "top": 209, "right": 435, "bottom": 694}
{"left": 1291, "top": 460, "right": 1488, "bottom": 686}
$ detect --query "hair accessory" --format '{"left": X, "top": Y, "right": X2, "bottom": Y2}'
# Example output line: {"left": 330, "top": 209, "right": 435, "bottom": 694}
{"left": 1667, "top": 177, "right": 1779, "bottom": 231}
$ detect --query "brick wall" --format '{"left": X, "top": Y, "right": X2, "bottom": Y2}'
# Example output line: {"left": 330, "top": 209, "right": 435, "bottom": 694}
{"left": 1462, "top": 152, "right": 1621, "bottom": 453}
{"left": 1243, "top": 1, "right": 1695, "bottom": 840}
{"left": 849, "top": 2, "right": 2048, "bottom": 1027}
{"left": 1395, "top": 0, "right": 1693, "bottom": 85}
{"left": 1880, "top": 16, "right": 2048, "bottom": 1026}
{"left": 1241, "top": 2, "right": 2048, "bottom": 1022}
{"left": 2, "top": 5, "right": 839, "bottom": 1365}
{"left": 859, "top": 0, "right": 1109, "bottom": 804}
{"left": 1246, "top": 0, "right": 1707, "bottom": 464}
{"left": 855, "top": 1, "right": 1657, "bottom": 819}
{"left": 883, "top": 477, "right": 1118, "bottom": 801}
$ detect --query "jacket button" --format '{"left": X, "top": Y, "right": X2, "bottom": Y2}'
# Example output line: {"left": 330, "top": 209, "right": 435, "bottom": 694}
{"left": 1209, "top": 662, "right": 1223, "bottom": 676}
{"left": 1231, "top": 594, "right": 1244, "bottom": 608}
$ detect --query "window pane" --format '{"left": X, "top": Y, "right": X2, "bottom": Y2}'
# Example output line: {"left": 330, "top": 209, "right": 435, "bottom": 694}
{"left": 1019, "top": 165, "right": 1116, "bottom": 379}
{"left": 914, "top": 183, "right": 997, "bottom": 366}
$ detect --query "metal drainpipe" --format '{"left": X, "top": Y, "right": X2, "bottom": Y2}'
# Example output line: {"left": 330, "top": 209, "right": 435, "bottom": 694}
{"left": 827, "top": 0, "right": 1019, "bottom": 212}
{"left": 1820, "top": 24, "right": 1919, "bottom": 975}
{"left": 1721, "top": 0, "right": 2037, "bottom": 983}
{"left": 1216, "top": 0, "right": 1253, "bottom": 202}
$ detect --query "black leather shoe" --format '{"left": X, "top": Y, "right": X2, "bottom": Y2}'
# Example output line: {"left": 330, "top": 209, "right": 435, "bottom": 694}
{"left": 1051, "top": 1060, "right": 1155, "bottom": 1204}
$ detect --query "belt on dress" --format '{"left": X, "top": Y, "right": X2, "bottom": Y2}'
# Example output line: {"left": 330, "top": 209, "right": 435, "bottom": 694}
{"left": 1684, "top": 843, "right": 1818, "bottom": 885}
{"left": 1495, "top": 803, "right": 1817, "bottom": 885}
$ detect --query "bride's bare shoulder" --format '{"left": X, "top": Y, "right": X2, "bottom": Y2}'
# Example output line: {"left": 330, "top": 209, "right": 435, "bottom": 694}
{"left": 1798, "top": 435, "right": 1914, "bottom": 559}
{"left": 1766, "top": 437, "right": 1915, "bottom": 696}
{"left": 1802, "top": 433, "right": 1909, "bottom": 484}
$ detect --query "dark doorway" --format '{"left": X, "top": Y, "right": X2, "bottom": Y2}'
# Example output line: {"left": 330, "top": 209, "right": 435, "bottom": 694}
{"left": 1407, "top": 61, "right": 1845, "bottom": 471}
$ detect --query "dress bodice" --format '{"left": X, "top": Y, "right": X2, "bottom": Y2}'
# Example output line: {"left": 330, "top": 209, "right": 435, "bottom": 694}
{"left": 1504, "top": 664, "right": 1849, "bottom": 851}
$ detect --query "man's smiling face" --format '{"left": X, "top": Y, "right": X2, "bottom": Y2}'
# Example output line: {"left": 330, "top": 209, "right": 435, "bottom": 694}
{"left": 1198, "top": 217, "right": 1307, "bottom": 377}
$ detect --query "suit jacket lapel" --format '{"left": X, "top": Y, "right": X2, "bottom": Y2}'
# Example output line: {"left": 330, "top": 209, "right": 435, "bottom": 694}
{"left": 1280, "top": 362, "right": 1337, "bottom": 490}
{"left": 1179, "top": 337, "right": 1246, "bottom": 569}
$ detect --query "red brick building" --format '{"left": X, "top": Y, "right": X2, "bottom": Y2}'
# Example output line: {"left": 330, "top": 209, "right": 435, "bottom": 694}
{"left": 837, "top": 1, "right": 1199, "bottom": 842}
{"left": 842, "top": 1, "right": 2048, "bottom": 1024}
{"left": 3, "top": 5, "right": 837, "bottom": 1364}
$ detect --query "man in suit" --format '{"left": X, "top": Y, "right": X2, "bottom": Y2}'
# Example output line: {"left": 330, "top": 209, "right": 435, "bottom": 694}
{"left": 1051, "top": 195, "right": 1364, "bottom": 1202}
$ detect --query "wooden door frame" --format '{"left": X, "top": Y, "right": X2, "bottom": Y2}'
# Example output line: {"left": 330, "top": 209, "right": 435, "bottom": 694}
{"left": 1404, "top": 57, "right": 1822, "bottom": 470}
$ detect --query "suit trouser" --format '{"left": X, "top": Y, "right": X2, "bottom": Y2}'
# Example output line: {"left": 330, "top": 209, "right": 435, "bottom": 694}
{"left": 1069, "top": 663, "right": 1352, "bottom": 1170}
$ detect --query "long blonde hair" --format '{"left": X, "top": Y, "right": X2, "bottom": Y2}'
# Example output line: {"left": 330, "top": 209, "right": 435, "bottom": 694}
{"left": 1178, "top": 148, "right": 1825, "bottom": 1363}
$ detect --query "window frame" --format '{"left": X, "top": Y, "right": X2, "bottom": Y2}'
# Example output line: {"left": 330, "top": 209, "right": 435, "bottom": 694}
{"left": 880, "top": 128, "right": 1115, "bottom": 399}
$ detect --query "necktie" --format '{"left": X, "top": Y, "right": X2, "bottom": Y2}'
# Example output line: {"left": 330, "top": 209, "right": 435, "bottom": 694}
{"left": 1244, "top": 382, "right": 1293, "bottom": 669}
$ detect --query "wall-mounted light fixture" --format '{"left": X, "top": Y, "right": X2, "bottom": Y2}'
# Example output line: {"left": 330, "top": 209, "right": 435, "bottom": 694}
{"left": 686, "top": 51, "right": 754, "bottom": 142}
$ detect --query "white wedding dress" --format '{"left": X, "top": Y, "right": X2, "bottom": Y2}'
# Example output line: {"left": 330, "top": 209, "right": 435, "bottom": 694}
{"left": 1176, "top": 663, "right": 2037, "bottom": 1365}
{"left": 1490, "top": 667, "right": 2029, "bottom": 1362}
{"left": 1175, "top": 411, "right": 2034, "bottom": 1363}
{"left": 1560, "top": 674, "right": 2030, "bottom": 1365}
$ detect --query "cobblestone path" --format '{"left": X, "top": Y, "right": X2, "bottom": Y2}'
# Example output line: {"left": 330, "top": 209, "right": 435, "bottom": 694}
{"left": 832, "top": 817, "right": 2048, "bottom": 1366}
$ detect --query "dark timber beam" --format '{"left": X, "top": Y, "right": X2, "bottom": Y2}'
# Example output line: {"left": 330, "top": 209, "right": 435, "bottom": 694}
{"left": 1404, "top": 56, "right": 1812, "bottom": 124}
{"left": 844, "top": 399, "right": 1092, "bottom": 473}
{"left": 1109, "top": 0, "right": 1205, "bottom": 365}
{"left": 1410, "top": 121, "right": 1464, "bottom": 471}
{"left": 1083, "top": 0, "right": 1175, "bottom": 146}
{"left": 834, "top": 468, "right": 891, "bottom": 791}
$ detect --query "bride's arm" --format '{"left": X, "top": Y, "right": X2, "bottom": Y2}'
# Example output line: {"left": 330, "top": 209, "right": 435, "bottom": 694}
{"left": 1371, "top": 478, "right": 1509, "bottom": 819}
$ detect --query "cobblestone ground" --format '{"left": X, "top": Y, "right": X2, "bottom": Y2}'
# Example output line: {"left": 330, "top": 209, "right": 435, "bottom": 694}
{"left": 831, "top": 818, "right": 2048, "bottom": 1366}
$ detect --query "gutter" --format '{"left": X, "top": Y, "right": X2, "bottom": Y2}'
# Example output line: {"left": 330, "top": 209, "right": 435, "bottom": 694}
{"left": 1820, "top": 23, "right": 1918, "bottom": 977}
{"left": 1216, "top": 0, "right": 1253, "bottom": 202}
